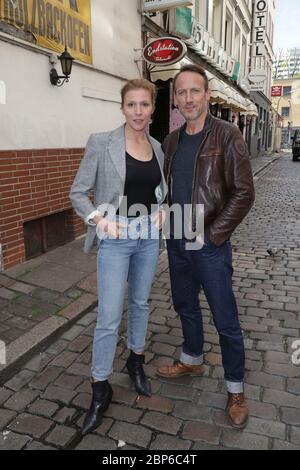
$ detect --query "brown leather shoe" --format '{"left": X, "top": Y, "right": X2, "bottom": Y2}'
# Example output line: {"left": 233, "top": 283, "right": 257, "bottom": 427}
{"left": 227, "top": 392, "right": 249, "bottom": 429}
{"left": 156, "top": 361, "right": 205, "bottom": 378}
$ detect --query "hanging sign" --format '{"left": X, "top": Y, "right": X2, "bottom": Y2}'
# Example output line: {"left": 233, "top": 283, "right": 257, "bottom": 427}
{"left": 143, "top": 37, "right": 187, "bottom": 65}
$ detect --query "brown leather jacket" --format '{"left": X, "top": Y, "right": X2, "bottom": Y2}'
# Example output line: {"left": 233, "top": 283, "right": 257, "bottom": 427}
{"left": 162, "top": 113, "right": 255, "bottom": 246}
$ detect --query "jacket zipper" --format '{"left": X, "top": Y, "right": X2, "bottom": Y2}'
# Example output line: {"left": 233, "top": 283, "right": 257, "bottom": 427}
{"left": 191, "top": 129, "right": 211, "bottom": 232}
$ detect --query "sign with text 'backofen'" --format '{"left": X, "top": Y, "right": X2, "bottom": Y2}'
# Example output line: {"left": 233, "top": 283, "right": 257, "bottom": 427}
{"left": 0, "top": 0, "right": 92, "bottom": 64}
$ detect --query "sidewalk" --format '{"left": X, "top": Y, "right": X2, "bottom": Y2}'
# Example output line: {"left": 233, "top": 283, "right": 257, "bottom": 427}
{"left": 0, "top": 153, "right": 281, "bottom": 383}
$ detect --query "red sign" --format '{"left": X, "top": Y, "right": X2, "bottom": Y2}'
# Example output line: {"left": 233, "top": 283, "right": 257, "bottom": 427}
{"left": 271, "top": 85, "right": 282, "bottom": 97}
{"left": 143, "top": 37, "right": 187, "bottom": 66}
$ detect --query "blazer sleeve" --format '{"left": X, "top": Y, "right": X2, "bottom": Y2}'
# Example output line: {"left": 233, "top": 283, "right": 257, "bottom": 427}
{"left": 69, "top": 134, "right": 99, "bottom": 223}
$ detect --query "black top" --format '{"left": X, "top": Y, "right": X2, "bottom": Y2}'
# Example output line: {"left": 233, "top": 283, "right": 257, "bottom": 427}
{"left": 117, "top": 151, "right": 161, "bottom": 217}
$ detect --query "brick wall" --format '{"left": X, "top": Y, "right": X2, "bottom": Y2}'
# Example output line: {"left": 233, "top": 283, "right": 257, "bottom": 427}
{"left": 0, "top": 148, "right": 86, "bottom": 270}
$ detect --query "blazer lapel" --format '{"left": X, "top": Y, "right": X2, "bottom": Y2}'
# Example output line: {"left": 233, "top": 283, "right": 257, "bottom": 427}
{"left": 107, "top": 124, "right": 126, "bottom": 182}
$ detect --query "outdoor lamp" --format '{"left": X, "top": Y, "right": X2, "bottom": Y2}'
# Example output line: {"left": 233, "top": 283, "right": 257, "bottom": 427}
{"left": 50, "top": 46, "right": 74, "bottom": 87}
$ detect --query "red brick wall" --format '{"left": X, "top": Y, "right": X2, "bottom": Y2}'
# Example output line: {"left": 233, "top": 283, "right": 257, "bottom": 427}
{"left": 0, "top": 148, "right": 86, "bottom": 270}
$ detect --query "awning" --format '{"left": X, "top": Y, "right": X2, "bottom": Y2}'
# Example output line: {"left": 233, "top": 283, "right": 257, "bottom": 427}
{"left": 149, "top": 58, "right": 191, "bottom": 82}
{"left": 149, "top": 63, "right": 252, "bottom": 114}
{"left": 242, "top": 102, "right": 258, "bottom": 117}
{"left": 208, "top": 76, "right": 227, "bottom": 103}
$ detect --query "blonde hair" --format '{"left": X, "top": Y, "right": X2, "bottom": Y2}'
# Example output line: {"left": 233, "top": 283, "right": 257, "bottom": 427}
{"left": 121, "top": 79, "right": 157, "bottom": 107}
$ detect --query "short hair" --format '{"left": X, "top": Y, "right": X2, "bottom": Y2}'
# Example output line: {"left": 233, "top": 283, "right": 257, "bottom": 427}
{"left": 173, "top": 64, "right": 209, "bottom": 92}
{"left": 121, "top": 79, "right": 157, "bottom": 107}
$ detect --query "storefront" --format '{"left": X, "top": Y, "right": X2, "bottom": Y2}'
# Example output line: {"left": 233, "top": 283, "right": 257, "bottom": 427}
{"left": 250, "top": 91, "right": 271, "bottom": 157}
{"left": 142, "top": 16, "right": 257, "bottom": 149}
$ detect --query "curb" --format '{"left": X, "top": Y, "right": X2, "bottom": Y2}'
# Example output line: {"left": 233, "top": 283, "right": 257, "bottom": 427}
{"left": 0, "top": 292, "right": 97, "bottom": 385}
{"left": 253, "top": 156, "right": 281, "bottom": 177}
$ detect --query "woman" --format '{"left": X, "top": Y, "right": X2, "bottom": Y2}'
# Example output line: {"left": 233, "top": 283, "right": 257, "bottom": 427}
{"left": 70, "top": 79, "right": 167, "bottom": 435}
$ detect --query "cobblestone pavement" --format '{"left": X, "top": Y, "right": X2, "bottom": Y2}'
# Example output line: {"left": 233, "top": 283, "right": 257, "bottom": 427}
{"left": 0, "top": 153, "right": 299, "bottom": 450}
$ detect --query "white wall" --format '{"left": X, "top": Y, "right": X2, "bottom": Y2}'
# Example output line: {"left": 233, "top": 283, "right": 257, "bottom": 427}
{"left": 0, "top": 0, "right": 142, "bottom": 150}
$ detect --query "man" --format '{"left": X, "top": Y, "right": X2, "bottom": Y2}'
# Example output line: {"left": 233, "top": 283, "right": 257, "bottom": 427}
{"left": 157, "top": 64, "right": 255, "bottom": 429}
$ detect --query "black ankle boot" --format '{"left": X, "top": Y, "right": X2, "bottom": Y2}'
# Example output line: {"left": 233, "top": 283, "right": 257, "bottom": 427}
{"left": 81, "top": 380, "right": 113, "bottom": 436}
{"left": 126, "top": 351, "right": 152, "bottom": 397}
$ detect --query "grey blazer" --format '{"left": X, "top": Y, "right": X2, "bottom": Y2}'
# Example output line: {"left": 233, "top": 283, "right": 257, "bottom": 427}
{"left": 70, "top": 124, "right": 168, "bottom": 253}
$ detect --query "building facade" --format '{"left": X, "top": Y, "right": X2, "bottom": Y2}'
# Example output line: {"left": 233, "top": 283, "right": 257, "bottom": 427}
{"left": 141, "top": 0, "right": 259, "bottom": 151}
{"left": 273, "top": 48, "right": 300, "bottom": 80}
{"left": 272, "top": 77, "right": 300, "bottom": 146}
{"left": 249, "top": 0, "right": 275, "bottom": 157}
{"left": 0, "top": 0, "right": 142, "bottom": 269}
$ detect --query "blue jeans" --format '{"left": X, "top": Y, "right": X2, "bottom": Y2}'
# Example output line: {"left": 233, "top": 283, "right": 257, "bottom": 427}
{"left": 167, "top": 237, "right": 245, "bottom": 393}
{"left": 92, "top": 216, "right": 160, "bottom": 381}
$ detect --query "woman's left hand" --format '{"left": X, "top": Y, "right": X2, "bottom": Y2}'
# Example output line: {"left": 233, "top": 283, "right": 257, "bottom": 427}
{"left": 152, "top": 209, "right": 166, "bottom": 230}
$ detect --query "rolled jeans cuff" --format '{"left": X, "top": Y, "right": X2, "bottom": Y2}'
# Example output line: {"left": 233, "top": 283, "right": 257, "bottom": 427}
{"left": 226, "top": 381, "right": 244, "bottom": 393}
{"left": 180, "top": 351, "right": 203, "bottom": 366}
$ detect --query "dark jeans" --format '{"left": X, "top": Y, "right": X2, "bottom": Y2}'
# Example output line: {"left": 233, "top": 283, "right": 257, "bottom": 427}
{"left": 167, "top": 237, "right": 245, "bottom": 390}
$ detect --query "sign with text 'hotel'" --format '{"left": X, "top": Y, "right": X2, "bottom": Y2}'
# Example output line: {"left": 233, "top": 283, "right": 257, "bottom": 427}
{"left": 252, "top": 0, "right": 268, "bottom": 57}
{"left": 143, "top": 0, "right": 192, "bottom": 12}
{"left": 0, "top": 0, "right": 92, "bottom": 64}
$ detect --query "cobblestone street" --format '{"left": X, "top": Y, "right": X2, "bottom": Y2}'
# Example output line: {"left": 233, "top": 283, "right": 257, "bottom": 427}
{"left": 0, "top": 153, "right": 299, "bottom": 450}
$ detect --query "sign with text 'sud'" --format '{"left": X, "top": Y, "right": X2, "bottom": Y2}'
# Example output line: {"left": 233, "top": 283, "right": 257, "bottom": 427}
{"left": 143, "top": 0, "right": 193, "bottom": 12}
{"left": 271, "top": 85, "right": 282, "bottom": 97}
{"left": 143, "top": 37, "right": 187, "bottom": 65}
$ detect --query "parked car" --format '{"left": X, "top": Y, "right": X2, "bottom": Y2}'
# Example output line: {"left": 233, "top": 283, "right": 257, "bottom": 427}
{"left": 292, "top": 130, "right": 300, "bottom": 161}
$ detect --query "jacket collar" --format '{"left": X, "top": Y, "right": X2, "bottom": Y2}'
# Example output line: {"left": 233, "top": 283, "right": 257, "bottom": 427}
{"left": 178, "top": 112, "right": 214, "bottom": 137}
{"left": 107, "top": 124, "right": 163, "bottom": 182}
{"left": 107, "top": 125, "right": 126, "bottom": 181}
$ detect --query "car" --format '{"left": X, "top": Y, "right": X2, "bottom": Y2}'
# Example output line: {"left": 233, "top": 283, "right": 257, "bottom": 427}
{"left": 292, "top": 130, "right": 300, "bottom": 161}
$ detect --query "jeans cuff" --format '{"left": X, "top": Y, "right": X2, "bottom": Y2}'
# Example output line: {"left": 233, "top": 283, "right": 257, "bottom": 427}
{"left": 127, "top": 342, "right": 145, "bottom": 354}
{"left": 180, "top": 351, "right": 203, "bottom": 365}
{"left": 226, "top": 380, "right": 244, "bottom": 393}
{"left": 91, "top": 371, "right": 110, "bottom": 382}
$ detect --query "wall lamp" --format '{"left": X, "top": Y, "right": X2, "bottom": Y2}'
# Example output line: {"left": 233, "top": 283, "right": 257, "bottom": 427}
{"left": 49, "top": 46, "right": 74, "bottom": 87}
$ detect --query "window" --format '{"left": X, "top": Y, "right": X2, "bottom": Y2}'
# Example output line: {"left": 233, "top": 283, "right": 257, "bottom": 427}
{"left": 195, "top": 0, "right": 208, "bottom": 29}
{"left": 212, "top": 0, "right": 222, "bottom": 43}
{"left": 283, "top": 86, "right": 292, "bottom": 96}
{"left": 23, "top": 212, "right": 68, "bottom": 260}
{"left": 224, "top": 11, "right": 233, "bottom": 55}
{"left": 281, "top": 107, "right": 290, "bottom": 118}
{"left": 241, "top": 36, "right": 247, "bottom": 76}
{"left": 234, "top": 24, "right": 241, "bottom": 61}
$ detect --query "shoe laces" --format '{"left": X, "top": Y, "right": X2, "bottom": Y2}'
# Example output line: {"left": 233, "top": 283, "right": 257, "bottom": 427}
{"left": 231, "top": 393, "right": 244, "bottom": 406}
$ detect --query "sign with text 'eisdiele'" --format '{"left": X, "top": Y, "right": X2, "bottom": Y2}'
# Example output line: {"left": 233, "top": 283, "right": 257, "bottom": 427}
{"left": 0, "top": 0, "right": 92, "bottom": 64}
{"left": 143, "top": 0, "right": 192, "bottom": 12}
{"left": 143, "top": 37, "right": 186, "bottom": 65}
